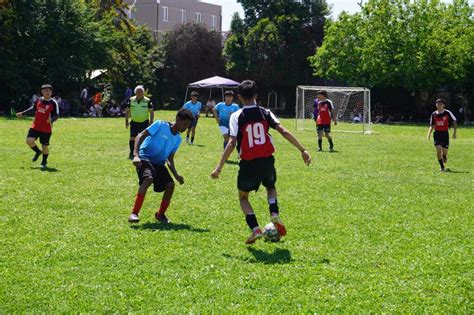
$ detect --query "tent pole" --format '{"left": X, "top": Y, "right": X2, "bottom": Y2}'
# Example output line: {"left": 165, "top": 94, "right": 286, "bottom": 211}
{"left": 221, "top": 88, "right": 224, "bottom": 102}
{"left": 184, "top": 87, "right": 189, "bottom": 105}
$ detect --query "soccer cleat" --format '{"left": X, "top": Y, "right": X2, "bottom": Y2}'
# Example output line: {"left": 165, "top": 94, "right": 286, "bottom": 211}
{"left": 440, "top": 168, "right": 446, "bottom": 172}
{"left": 317, "top": 148, "right": 322, "bottom": 152}
{"left": 245, "top": 228, "right": 263, "bottom": 244}
{"left": 329, "top": 147, "right": 334, "bottom": 152}
{"left": 155, "top": 213, "right": 170, "bottom": 224}
{"left": 270, "top": 213, "right": 287, "bottom": 236}
{"left": 190, "top": 142, "right": 194, "bottom": 145}
{"left": 32, "top": 151, "right": 42, "bottom": 162}
{"left": 186, "top": 138, "right": 190, "bottom": 144}
{"left": 40, "top": 163, "right": 47, "bottom": 170}
{"left": 128, "top": 213, "right": 140, "bottom": 223}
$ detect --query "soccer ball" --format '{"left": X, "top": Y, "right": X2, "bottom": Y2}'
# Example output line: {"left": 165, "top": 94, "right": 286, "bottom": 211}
{"left": 263, "top": 222, "right": 281, "bottom": 242}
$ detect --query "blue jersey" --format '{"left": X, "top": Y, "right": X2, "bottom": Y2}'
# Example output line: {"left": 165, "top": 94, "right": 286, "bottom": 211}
{"left": 139, "top": 120, "right": 182, "bottom": 165}
{"left": 183, "top": 101, "right": 202, "bottom": 116}
{"left": 214, "top": 102, "right": 240, "bottom": 127}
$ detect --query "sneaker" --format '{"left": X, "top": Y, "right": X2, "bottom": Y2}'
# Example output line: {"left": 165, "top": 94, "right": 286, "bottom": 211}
{"left": 155, "top": 213, "right": 170, "bottom": 224}
{"left": 271, "top": 213, "right": 287, "bottom": 236}
{"left": 32, "top": 151, "right": 42, "bottom": 162}
{"left": 245, "top": 228, "right": 263, "bottom": 244}
{"left": 128, "top": 213, "right": 140, "bottom": 223}
{"left": 440, "top": 168, "right": 446, "bottom": 172}
{"left": 40, "top": 163, "right": 47, "bottom": 170}
{"left": 317, "top": 148, "right": 322, "bottom": 152}
{"left": 186, "top": 138, "right": 190, "bottom": 144}
{"left": 190, "top": 142, "right": 194, "bottom": 145}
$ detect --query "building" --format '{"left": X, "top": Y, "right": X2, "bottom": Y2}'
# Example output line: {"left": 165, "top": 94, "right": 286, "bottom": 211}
{"left": 125, "top": 0, "right": 222, "bottom": 41}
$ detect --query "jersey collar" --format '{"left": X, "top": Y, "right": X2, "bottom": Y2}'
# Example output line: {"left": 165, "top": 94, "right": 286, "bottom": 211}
{"left": 243, "top": 104, "right": 257, "bottom": 108}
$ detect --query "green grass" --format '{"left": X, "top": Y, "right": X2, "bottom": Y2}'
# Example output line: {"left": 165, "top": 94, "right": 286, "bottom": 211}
{"left": 0, "top": 112, "right": 473, "bottom": 312}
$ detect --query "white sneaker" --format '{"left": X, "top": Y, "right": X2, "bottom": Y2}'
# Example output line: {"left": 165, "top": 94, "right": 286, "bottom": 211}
{"left": 128, "top": 213, "right": 139, "bottom": 223}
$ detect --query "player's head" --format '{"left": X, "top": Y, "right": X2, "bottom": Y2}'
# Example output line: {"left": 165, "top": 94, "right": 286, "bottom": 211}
{"left": 134, "top": 85, "right": 145, "bottom": 99}
{"left": 190, "top": 91, "right": 199, "bottom": 101}
{"left": 435, "top": 98, "right": 446, "bottom": 110}
{"left": 175, "top": 108, "right": 194, "bottom": 132}
{"left": 317, "top": 90, "right": 328, "bottom": 100}
{"left": 224, "top": 90, "right": 234, "bottom": 103}
{"left": 238, "top": 80, "right": 257, "bottom": 102}
{"left": 41, "top": 84, "right": 53, "bottom": 99}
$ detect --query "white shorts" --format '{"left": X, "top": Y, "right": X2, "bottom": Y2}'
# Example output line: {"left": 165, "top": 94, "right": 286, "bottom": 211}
{"left": 219, "top": 126, "right": 229, "bottom": 135}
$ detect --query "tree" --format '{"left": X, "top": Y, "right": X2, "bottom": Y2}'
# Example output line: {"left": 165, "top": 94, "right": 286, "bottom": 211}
{"left": 157, "top": 22, "right": 225, "bottom": 105}
{"left": 310, "top": 0, "right": 474, "bottom": 92}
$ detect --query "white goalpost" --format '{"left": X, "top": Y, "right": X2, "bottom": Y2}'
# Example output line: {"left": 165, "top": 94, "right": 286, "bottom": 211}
{"left": 295, "top": 86, "right": 372, "bottom": 134}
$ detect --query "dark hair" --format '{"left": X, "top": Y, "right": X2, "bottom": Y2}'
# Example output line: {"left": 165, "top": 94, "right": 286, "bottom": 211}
{"left": 224, "top": 90, "right": 234, "bottom": 96}
{"left": 435, "top": 98, "right": 446, "bottom": 105}
{"left": 190, "top": 91, "right": 199, "bottom": 97}
{"left": 176, "top": 108, "right": 195, "bottom": 122}
{"left": 317, "top": 90, "right": 328, "bottom": 97}
{"left": 238, "top": 80, "right": 257, "bottom": 100}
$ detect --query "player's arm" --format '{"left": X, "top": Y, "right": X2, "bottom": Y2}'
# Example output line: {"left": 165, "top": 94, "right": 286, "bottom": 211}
{"left": 16, "top": 104, "right": 35, "bottom": 117}
{"left": 427, "top": 114, "right": 434, "bottom": 139}
{"left": 51, "top": 100, "right": 60, "bottom": 123}
{"left": 211, "top": 136, "right": 236, "bottom": 178}
{"left": 213, "top": 108, "right": 219, "bottom": 124}
{"left": 124, "top": 107, "right": 130, "bottom": 128}
{"left": 167, "top": 153, "right": 184, "bottom": 185}
{"left": 329, "top": 102, "right": 337, "bottom": 125}
{"left": 275, "top": 124, "right": 311, "bottom": 165}
{"left": 132, "top": 129, "right": 150, "bottom": 166}
{"left": 452, "top": 120, "right": 458, "bottom": 139}
{"left": 148, "top": 101, "right": 154, "bottom": 125}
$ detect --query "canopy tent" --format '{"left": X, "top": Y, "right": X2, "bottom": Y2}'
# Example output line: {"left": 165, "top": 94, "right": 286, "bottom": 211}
{"left": 184, "top": 76, "right": 240, "bottom": 104}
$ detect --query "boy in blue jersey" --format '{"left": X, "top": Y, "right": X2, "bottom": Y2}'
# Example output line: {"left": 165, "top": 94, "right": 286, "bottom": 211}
{"left": 183, "top": 91, "right": 202, "bottom": 145}
{"left": 128, "top": 109, "right": 194, "bottom": 224}
{"left": 213, "top": 90, "right": 240, "bottom": 149}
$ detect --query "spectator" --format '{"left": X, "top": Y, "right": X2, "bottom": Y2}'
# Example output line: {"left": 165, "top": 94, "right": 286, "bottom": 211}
{"left": 205, "top": 98, "right": 216, "bottom": 117}
{"left": 124, "top": 86, "right": 132, "bottom": 105}
{"left": 80, "top": 86, "right": 88, "bottom": 112}
{"left": 93, "top": 91, "right": 103, "bottom": 117}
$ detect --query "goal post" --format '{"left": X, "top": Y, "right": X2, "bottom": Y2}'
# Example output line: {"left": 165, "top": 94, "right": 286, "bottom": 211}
{"left": 295, "top": 86, "right": 372, "bottom": 134}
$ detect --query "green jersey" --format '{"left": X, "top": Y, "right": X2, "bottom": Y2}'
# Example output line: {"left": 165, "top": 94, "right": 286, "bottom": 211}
{"left": 128, "top": 96, "right": 153, "bottom": 123}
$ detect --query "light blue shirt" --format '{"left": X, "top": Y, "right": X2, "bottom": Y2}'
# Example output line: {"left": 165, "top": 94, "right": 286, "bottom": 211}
{"left": 214, "top": 102, "right": 240, "bottom": 127}
{"left": 139, "top": 120, "right": 182, "bottom": 165}
{"left": 183, "top": 101, "right": 202, "bottom": 116}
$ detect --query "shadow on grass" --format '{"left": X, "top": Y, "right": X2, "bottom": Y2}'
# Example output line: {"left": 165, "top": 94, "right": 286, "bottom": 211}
{"left": 247, "top": 247, "right": 293, "bottom": 264}
{"left": 29, "top": 166, "right": 59, "bottom": 172}
{"left": 225, "top": 160, "right": 239, "bottom": 165}
{"left": 445, "top": 169, "right": 470, "bottom": 174}
{"left": 188, "top": 144, "right": 206, "bottom": 148}
{"left": 130, "top": 221, "right": 210, "bottom": 233}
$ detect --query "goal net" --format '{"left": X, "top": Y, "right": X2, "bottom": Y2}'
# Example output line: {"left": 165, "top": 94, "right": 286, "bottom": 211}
{"left": 295, "top": 86, "right": 372, "bottom": 134}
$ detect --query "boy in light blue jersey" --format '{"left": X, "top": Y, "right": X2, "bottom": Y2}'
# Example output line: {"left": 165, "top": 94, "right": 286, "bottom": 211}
{"left": 183, "top": 91, "right": 202, "bottom": 144}
{"left": 128, "top": 109, "right": 194, "bottom": 224}
{"left": 213, "top": 90, "right": 240, "bottom": 149}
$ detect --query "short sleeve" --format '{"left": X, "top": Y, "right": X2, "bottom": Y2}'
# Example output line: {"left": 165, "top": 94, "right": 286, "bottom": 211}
{"left": 446, "top": 110, "right": 457, "bottom": 122}
{"left": 266, "top": 109, "right": 280, "bottom": 128}
{"left": 429, "top": 113, "right": 434, "bottom": 126}
{"left": 229, "top": 111, "right": 240, "bottom": 137}
{"left": 146, "top": 120, "right": 162, "bottom": 136}
{"left": 327, "top": 100, "right": 334, "bottom": 110}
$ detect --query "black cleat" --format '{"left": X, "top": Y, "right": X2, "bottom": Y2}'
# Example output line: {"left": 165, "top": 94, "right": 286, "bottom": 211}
{"left": 155, "top": 213, "right": 170, "bottom": 224}
{"left": 32, "top": 151, "right": 42, "bottom": 162}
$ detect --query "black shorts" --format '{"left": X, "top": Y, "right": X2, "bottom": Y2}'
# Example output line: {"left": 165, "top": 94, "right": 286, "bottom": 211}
{"left": 130, "top": 120, "right": 149, "bottom": 138}
{"left": 434, "top": 131, "right": 449, "bottom": 148}
{"left": 136, "top": 160, "right": 173, "bottom": 192}
{"left": 27, "top": 128, "right": 52, "bottom": 145}
{"left": 317, "top": 124, "right": 331, "bottom": 133}
{"left": 238, "top": 156, "right": 276, "bottom": 192}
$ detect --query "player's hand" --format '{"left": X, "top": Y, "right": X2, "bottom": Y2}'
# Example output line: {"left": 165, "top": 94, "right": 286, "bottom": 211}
{"left": 132, "top": 156, "right": 141, "bottom": 167}
{"left": 301, "top": 150, "right": 312, "bottom": 166}
{"left": 125, "top": 121, "right": 129, "bottom": 128}
{"left": 16, "top": 112, "right": 23, "bottom": 118}
{"left": 175, "top": 174, "right": 184, "bottom": 185}
{"left": 211, "top": 168, "right": 221, "bottom": 179}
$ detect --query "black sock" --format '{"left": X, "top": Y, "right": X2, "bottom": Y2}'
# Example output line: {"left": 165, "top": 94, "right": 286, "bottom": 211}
{"left": 328, "top": 139, "right": 334, "bottom": 148}
{"left": 42, "top": 154, "right": 49, "bottom": 165}
{"left": 443, "top": 154, "right": 447, "bottom": 160}
{"left": 318, "top": 139, "right": 322, "bottom": 149}
{"left": 31, "top": 145, "right": 41, "bottom": 154}
{"left": 269, "top": 199, "right": 279, "bottom": 215}
{"left": 438, "top": 159, "right": 444, "bottom": 169}
{"left": 245, "top": 213, "right": 259, "bottom": 230}
{"left": 191, "top": 137, "right": 194, "bottom": 143}
{"left": 129, "top": 140, "right": 134, "bottom": 155}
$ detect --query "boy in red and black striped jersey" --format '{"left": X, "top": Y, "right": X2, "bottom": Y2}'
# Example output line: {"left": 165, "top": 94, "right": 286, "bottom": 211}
{"left": 211, "top": 80, "right": 311, "bottom": 244}
{"left": 16, "top": 84, "right": 59, "bottom": 170}
{"left": 314, "top": 90, "right": 337, "bottom": 152}
{"left": 427, "top": 98, "right": 457, "bottom": 172}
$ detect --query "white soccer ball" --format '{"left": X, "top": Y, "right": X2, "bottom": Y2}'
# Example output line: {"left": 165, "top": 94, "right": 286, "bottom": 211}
{"left": 263, "top": 222, "right": 281, "bottom": 242}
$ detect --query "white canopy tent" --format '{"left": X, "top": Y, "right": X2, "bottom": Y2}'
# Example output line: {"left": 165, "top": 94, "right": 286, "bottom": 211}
{"left": 184, "top": 76, "right": 240, "bottom": 104}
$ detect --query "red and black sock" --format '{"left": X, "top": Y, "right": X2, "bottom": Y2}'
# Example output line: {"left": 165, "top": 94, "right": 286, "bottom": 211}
{"left": 132, "top": 193, "right": 145, "bottom": 215}
{"left": 157, "top": 199, "right": 170, "bottom": 216}
{"left": 245, "top": 213, "right": 259, "bottom": 230}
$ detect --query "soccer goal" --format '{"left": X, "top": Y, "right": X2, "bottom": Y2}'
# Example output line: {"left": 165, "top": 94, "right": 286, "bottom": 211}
{"left": 295, "top": 86, "right": 372, "bottom": 134}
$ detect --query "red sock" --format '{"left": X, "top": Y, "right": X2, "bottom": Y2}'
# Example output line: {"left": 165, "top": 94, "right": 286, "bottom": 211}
{"left": 157, "top": 199, "right": 170, "bottom": 216}
{"left": 132, "top": 193, "right": 145, "bottom": 215}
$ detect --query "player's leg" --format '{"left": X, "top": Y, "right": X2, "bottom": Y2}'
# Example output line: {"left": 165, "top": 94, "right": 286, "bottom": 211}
{"left": 129, "top": 121, "right": 137, "bottom": 159}
{"left": 239, "top": 190, "right": 263, "bottom": 244}
{"left": 442, "top": 147, "right": 448, "bottom": 164}
{"left": 436, "top": 145, "right": 445, "bottom": 171}
{"left": 155, "top": 173, "right": 175, "bottom": 224}
{"left": 39, "top": 132, "right": 51, "bottom": 168}
{"left": 129, "top": 162, "right": 154, "bottom": 222}
{"left": 317, "top": 128, "right": 323, "bottom": 151}
{"left": 262, "top": 156, "right": 286, "bottom": 236}
{"left": 26, "top": 129, "right": 42, "bottom": 161}
{"left": 190, "top": 118, "right": 198, "bottom": 144}
{"left": 325, "top": 129, "right": 334, "bottom": 151}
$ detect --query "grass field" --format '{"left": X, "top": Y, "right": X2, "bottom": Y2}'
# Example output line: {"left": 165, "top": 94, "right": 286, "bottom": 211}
{"left": 0, "top": 111, "right": 473, "bottom": 312}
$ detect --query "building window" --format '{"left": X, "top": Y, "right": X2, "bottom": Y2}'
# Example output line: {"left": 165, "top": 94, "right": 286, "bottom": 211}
{"left": 180, "top": 9, "right": 186, "bottom": 22}
{"left": 211, "top": 15, "right": 217, "bottom": 29}
{"left": 162, "top": 6, "right": 168, "bottom": 22}
{"left": 195, "top": 12, "right": 201, "bottom": 23}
